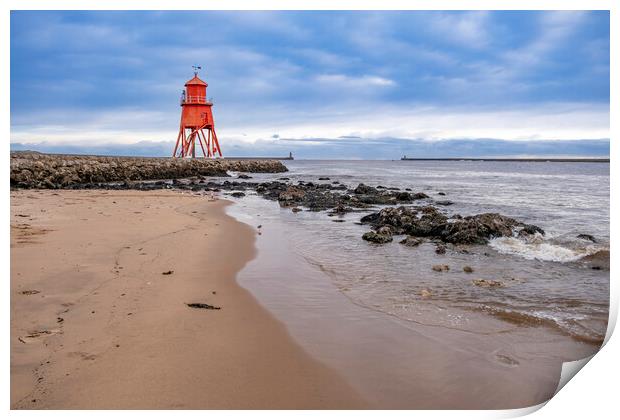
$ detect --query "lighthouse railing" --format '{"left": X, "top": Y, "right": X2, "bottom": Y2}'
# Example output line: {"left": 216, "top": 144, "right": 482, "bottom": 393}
{"left": 181, "top": 95, "right": 208, "bottom": 104}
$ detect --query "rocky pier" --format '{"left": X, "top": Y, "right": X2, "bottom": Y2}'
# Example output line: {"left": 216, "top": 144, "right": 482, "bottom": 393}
{"left": 10, "top": 152, "right": 288, "bottom": 189}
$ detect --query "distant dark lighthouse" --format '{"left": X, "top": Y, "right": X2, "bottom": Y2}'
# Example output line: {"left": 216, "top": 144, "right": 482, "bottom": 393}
{"left": 173, "top": 66, "right": 222, "bottom": 158}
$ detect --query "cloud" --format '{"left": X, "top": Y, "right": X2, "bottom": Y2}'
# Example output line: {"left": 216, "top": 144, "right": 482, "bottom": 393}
{"left": 10, "top": 102, "right": 609, "bottom": 147}
{"left": 430, "top": 11, "right": 491, "bottom": 48}
{"left": 502, "top": 11, "right": 586, "bottom": 70}
{"left": 10, "top": 11, "right": 609, "bottom": 158}
{"left": 314, "top": 74, "right": 396, "bottom": 88}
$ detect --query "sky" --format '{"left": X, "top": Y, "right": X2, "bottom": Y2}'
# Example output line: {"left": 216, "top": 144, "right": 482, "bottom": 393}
{"left": 10, "top": 10, "right": 610, "bottom": 158}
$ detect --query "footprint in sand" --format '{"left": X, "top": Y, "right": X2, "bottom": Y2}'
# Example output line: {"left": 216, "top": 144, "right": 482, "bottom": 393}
{"left": 18, "top": 328, "right": 62, "bottom": 344}
{"left": 493, "top": 352, "right": 520, "bottom": 367}
{"left": 68, "top": 351, "right": 97, "bottom": 361}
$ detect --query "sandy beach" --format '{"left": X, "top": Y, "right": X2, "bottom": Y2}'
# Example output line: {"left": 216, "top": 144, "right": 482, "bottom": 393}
{"left": 10, "top": 189, "right": 366, "bottom": 409}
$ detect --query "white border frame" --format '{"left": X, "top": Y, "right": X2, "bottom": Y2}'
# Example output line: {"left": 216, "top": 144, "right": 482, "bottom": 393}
{"left": 2, "top": 2, "right": 616, "bottom": 419}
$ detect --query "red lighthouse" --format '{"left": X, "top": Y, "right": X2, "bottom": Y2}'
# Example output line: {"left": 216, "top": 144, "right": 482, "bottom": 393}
{"left": 173, "top": 66, "right": 222, "bottom": 158}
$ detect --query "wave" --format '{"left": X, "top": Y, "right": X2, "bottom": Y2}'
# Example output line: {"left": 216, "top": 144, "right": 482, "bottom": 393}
{"left": 488, "top": 236, "right": 604, "bottom": 263}
{"left": 480, "top": 306, "right": 606, "bottom": 346}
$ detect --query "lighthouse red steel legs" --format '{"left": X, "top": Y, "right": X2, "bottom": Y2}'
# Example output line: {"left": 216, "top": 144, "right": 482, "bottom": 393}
{"left": 173, "top": 67, "right": 222, "bottom": 158}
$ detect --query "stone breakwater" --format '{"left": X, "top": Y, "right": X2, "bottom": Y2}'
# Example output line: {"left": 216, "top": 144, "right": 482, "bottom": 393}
{"left": 10, "top": 152, "right": 288, "bottom": 189}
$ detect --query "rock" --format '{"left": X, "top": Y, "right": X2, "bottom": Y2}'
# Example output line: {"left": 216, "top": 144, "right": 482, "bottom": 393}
{"left": 318, "top": 177, "right": 330, "bottom": 180}
{"left": 278, "top": 186, "right": 306, "bottom": 202}
{"left": 364, "top": 206, "right": 446, "bottom": 237}
{"left": 519, "top": 224, "right": 545, "bottom": 236}
{"left": 362, "top": 231, "right": 393, "bottom": 244}
{"left": 377, "top": 226, "right": 393, "bottom": 236}
{"left": 238, "top": 174, "right": 252, "bottom": 179}
{"left": 399, "top": 236, "right": 423, "bottom": 247}
{"left": 472, "top": 279, "right": 503, "bottom": 287}
{"left": 441, "top": 213, "right": 541, "bottom": 245}
{"left": 354, "top": 183, "right": 377, "bottom": 194}
{"left": 231, "top": 192, "right": 246, "bottom": 198}
{"left": 420, "top": 289, "right": 433, "bottom": 298}
{"left": 291, "top": 207, "right": 302, "bottom": 213}
{"left": 435, "top": 200, "right": 454, "bottom": 206}
{"left": 463, "top": 266, "right": 474, "bottom": 273}
{"left": 432, "top": 264, "right": 450, "bottom": 272}
{"left": 360, "top": 212, "right": 380, "bottom": 224}
{"left": 411, "top": 192, "right": 429, "bottom": 200}
{"left": 435, "top": 244, "right": 446, "bottom": 254}
{"left": 328, "top": 204, "right": 350, "bottom": 215}
{"left": 577, "top": 234, "right": 597, "bottom": 243}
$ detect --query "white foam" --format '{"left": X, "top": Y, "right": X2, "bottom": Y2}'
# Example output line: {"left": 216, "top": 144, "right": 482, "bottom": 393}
{"left": 489, "top": 237, "right": 594, "bottom": 263}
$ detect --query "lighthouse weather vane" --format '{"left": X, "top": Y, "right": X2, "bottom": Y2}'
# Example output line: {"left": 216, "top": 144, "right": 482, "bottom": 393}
{"left": 172, "top": 66, "right": 222, "bottom": 158}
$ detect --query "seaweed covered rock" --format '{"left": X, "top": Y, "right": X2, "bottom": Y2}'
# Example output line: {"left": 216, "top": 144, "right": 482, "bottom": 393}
{"left": 362, "top": 231, "right": 393, "bottom": 244}
{"left": 399, "top": 236, "right": 424, "bottom": 247}
{"left": 354, "top": 183, "right": 377, "bottom": 194}
{"left": 360, "top": 206, "right": 545, "bottom": 245}
{"left": 439, "top": 214, "right": 508, "bottom": 244}
{"left": 278, "top": 186, "right": 306, "bottom": 203}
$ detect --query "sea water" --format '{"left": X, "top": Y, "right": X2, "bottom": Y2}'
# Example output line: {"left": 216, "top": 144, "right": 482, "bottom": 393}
{"left": 226, "top": 160, "right": 610, "bottom": 345}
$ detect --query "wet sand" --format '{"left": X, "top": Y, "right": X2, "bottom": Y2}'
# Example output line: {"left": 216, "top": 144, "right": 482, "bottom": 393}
{"left": 10, "top": 190, "right": 366, "bottom": 409}
{"left": 230, "top": 197, "right": 601, "bottom": 409}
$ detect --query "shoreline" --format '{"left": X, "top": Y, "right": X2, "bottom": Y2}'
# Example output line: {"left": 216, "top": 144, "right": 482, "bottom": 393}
{"left": 10, "top": 189, "right": 366, "bottom": 409}
{"left": 228, "top": 196, "right": 601, "bottom": 409}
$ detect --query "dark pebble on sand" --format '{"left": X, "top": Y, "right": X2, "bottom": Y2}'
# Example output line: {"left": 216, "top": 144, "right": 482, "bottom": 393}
{"left": 20, "top": 290, "right": 40, "bottom": 295}
{"left": 187, "top": 303, "right": 221, "bottom": 310}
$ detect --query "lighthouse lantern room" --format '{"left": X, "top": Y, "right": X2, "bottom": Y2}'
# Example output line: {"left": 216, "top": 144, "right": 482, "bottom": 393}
{"left": 173, "top": 66, "right": 222, "bottom": 158}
